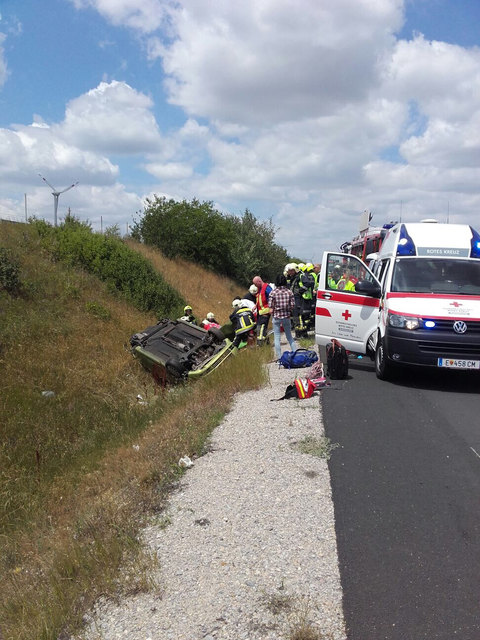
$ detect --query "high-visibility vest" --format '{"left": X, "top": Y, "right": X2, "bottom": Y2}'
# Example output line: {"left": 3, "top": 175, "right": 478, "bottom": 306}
{"left": 337, "top": 278, "right": 355, "bottom": 291}
{"left": 299, "top": 272, "right": 314, "bottom": 300}
{"left": 327, "top": 277, "right": 338, "bottom": 290}
{"left": 256, "top": 283, "right": 271, "bottom": 315}
{"left": 295, "top": 378, "right": 316, "bottom": 399}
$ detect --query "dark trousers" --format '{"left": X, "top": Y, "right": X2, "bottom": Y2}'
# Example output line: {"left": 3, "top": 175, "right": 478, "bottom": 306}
{"left": 256, "top": 314, "right": 270, "bottom": 344}
{"left": 233, "top": 330, "right": 251, "bottom": 347}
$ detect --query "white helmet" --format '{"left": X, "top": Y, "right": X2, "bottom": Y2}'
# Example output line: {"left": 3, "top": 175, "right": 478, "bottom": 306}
{"left": 206, "top": 312, "right": 215, "bottom": 320}
{"left": 249, "top": 284, "right": 258, "bottom": 295}
{"left": 232, "top": 298, "right": 242, "bottom": 307}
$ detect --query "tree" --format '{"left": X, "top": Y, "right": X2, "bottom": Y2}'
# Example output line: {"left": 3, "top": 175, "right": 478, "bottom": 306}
{"left": 228, "top": 209, "right": 288, "bottom": 284}
{"left": 132, "top": 197, "right": 290, "bottom": 285}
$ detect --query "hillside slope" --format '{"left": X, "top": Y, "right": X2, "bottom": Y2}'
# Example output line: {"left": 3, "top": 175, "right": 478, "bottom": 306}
{"left": 0, "top": 221, "right": 268, "bottom": 640}
{"left": 125, "top": 238, "right": 245, "bottom": 323}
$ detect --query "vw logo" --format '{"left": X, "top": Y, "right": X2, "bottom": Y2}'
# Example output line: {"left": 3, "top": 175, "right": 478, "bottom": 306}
{"left": 453, "top": 320, "right": 467, "bottom": 334}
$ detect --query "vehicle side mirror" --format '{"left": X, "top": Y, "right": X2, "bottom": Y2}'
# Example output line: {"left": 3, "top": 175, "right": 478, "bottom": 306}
{"left": 355, "top": 280, "right": 381, "bottom": 297}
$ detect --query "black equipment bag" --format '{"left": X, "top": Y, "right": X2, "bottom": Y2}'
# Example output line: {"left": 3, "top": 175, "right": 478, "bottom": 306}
{"left": 326, "top": 339, "right": 349, "bottom": 379}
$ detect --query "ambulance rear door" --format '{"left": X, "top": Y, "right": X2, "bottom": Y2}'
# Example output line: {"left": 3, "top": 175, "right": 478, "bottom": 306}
{"left": 315, "top": 252, "right": 381, "bottom": 354}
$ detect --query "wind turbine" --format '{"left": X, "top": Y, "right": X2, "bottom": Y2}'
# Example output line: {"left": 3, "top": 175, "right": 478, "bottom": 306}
{"left": 38, "top": 174, "right": 79, "bottom": 226}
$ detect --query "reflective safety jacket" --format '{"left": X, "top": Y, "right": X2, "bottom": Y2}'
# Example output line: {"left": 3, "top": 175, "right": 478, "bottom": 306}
{"left": 299, "top": 271, "right": 315, "bottom": 300}
{"left": 336, "top": 278, "right": 356, "bottom": 291}
{"left": 256, "top": 283, "right": 272, "bottom": 315}
{"left": 229, "top": 306, "right": 255, "bottom": 334}
{"left": 295, "top": 378, "right": 316, "bottom": 399}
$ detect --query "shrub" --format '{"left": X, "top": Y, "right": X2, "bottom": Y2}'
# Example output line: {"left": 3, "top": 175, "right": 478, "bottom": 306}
{"left": 85, "top": 301, "right": 111, "bottom": 320}
{"left": 0, "top": 247, "right": 21, "bottom": 294}
{"left": 30, "top": 218, "right": 185, "bottom": 318}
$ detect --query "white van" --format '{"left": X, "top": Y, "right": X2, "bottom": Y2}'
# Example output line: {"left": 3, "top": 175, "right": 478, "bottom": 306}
{"left": 315, "top": 221, "right": 480, "bottom": 379}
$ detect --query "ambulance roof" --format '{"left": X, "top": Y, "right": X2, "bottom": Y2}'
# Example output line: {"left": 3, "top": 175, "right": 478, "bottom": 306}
{"left": 380, "top": 222, "right": 476, "bottom": 259}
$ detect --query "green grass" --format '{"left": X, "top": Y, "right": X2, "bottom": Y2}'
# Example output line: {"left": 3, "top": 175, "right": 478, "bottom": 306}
{"left": 0, "top": 220, "right": 271, "bottom": 640}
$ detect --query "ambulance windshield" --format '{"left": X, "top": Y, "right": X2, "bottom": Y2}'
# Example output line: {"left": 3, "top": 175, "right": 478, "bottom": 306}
{"left": 391, "top": 258, "right": 480, "bottom": 295}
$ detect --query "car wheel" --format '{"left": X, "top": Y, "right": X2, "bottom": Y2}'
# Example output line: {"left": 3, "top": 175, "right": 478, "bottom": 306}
{"left": 165, "top": 358, "right": 187, "bottom": 380}
{"left": 207, "top": 327, "right": 225, "bottom": 344}
{"left": 375, "top": 336, "right": 394, "bottom": 380}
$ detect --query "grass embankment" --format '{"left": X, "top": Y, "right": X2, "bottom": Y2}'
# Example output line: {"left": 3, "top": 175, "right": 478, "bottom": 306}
{"left": 0, "top": 221, "right": 270, "bottom": 640}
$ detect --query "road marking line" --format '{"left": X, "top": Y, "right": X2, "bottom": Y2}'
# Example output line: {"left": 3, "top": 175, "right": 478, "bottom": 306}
{"left": 470, "top": 447, "right": 480, "bottom": 459}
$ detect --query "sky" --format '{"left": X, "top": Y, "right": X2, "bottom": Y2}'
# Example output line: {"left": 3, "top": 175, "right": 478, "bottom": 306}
{"left": 1, "top": 0, "right": 480, "bottom": 262}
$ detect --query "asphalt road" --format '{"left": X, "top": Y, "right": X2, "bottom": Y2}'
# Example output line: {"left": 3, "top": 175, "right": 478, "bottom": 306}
{"left": 321, "top": 358, "right": 480, "bottom": 640}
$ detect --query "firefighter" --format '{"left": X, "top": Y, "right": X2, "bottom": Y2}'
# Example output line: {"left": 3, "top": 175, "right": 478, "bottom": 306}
{"left": 285, "top": 263, "right": 299, "bottom": 289}
{"left": 180, "top": 305, "right": 198, "bottom": 325}
{"left": 337, "top": 268, "right": 356, "bottom": 291}
{"left": 312, "top": 264, "right": 321, "bottom": 291}
{"left": 229, "top": 299, "right": 256, "bottom": 348}
{"left": 245, "top": 284, "right": 258, "bottom": 304}
{"left": 328, "top": 265, "right": 342, "bottom": 289}
{"left": 297, "top": 264, "right": 315, "bottom": 335}
{"left": 252, "top": 276, "right": 272, "bottom": 346}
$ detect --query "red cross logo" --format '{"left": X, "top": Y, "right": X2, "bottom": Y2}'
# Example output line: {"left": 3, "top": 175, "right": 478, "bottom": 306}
{"left": 342, "top": 309, "right": 352, "bottom": 321}
{"left": 450, "top": 301, "right": 462, "bottom": 307}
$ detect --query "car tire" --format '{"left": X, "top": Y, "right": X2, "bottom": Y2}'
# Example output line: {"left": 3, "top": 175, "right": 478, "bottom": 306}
{"left": 207, "top": 327, "right": 225, "bottom": 344}
{"left": 375, "top": 336, "right": 394, "bottom": 380}
{"left": 165, "top": 358, "right": 187, "bottom": 380}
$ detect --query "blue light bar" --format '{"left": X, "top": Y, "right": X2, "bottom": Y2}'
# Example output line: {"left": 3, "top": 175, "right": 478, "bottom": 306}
{"left": 470, "top": 226, "right": 480, "bottom": 259}
{"left": 396, "top": 224, "right": 416, "bottom": 256}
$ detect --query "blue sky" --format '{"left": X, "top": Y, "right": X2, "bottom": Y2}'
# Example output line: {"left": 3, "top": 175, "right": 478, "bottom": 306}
{"left": 1, "top": 0, "right": 479, "bottom": 260}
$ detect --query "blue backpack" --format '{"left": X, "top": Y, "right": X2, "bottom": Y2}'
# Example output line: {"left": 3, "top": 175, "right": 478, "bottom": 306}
{"left": 278, "top": 348, "right": 318, "bottom": 369}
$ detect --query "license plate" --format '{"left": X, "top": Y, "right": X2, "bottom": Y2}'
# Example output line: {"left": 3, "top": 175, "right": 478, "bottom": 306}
{"left": 437, "top": 358, "right": 480, "bottom": 370}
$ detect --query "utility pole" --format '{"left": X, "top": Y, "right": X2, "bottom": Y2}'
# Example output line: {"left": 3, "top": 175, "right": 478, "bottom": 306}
{"left": 38, "top": 174, "right": 78, "bottom": 226}
{"left": 24, "top": 193, "right": 28, "bottom": 222}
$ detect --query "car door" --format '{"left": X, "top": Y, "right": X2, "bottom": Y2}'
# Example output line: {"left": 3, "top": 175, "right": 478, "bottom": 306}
{"left": 315, "top": 252, "right": 381, "bottom": 353}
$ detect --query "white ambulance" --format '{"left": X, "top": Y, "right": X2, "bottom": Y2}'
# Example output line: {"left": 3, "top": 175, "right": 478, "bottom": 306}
{"left": 315, "top": 221, "right": 480, "bottom": 379}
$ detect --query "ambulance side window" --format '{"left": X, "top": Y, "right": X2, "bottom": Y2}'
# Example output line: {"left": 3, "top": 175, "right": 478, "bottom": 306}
{"left": 326, "top": 254, "right": 375, "bottom": 292}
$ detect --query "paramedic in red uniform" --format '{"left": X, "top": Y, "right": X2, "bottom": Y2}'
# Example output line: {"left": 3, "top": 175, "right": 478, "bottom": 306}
{"left": 252, "top": 276, "right": 272, "bottom": 346}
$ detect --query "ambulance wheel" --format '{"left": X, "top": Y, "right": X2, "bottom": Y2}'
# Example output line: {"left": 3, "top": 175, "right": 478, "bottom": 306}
{"left": 375, "top": 336, "right": 394, "bottom": 380}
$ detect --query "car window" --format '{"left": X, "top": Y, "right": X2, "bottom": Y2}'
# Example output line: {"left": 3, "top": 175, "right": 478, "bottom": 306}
{"left": 326, "top": 254, "right": 376, "bottom": 292}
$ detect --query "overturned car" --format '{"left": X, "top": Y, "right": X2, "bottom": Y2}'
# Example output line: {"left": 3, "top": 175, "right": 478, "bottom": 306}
{"left": 130, "top": 319, "right": 236, "bottom": 383}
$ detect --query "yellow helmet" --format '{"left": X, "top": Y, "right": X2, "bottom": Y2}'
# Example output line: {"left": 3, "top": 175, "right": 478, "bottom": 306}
{"left": 297, "top": 262, "right": 306, "bottom": 271}
{"left": 305, "top": 262, "right": 314, "bottom": 272}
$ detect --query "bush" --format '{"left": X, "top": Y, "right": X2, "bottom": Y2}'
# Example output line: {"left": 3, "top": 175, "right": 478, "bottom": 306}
{"left": 0, "top": 247, "right": 21, "bottom": 294}
{"left": 30, "top": 218, "right": 185, "bottom": 318}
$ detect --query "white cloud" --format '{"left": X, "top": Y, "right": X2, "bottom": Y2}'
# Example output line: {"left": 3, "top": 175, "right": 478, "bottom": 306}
{"left": 384, "top": 35, "right": 480, "bottom": 121}
{"left": 69, "top": 0, "right": 170, "bottom": 33}
{"left": 61, "top": 81, "right": 163, "bottom": 154}
{"left": 145, "top": 161, "right": 193, "bottom": 180}
{"left": 160, "top": 0, "right": 404, "bottom": 125}
{"left": 0, "top": 124, "right": 117, "bottom": 185}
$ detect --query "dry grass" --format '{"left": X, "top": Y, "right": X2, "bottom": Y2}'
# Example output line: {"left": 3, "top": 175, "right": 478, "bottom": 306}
{"left": 295, "top": 436, "right": 340, "bottom": 460}
{"left": 125, "top": 238, "right": 245, "bottom": 323}
{"left": 260, "top": 591, "right": 334, "bottom": 640}
{"left": 0, "top": 222, "right": 271, "bottom": 640}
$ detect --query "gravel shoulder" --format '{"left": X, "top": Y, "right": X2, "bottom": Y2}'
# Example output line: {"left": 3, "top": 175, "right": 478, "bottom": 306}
{"left": 79, "top": 354, "right": 347, "bottom": 640}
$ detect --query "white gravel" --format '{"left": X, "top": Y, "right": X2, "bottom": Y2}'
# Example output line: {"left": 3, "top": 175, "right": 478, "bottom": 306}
{"left": 78, "top": 350, "right": 347, "bottom": 640}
